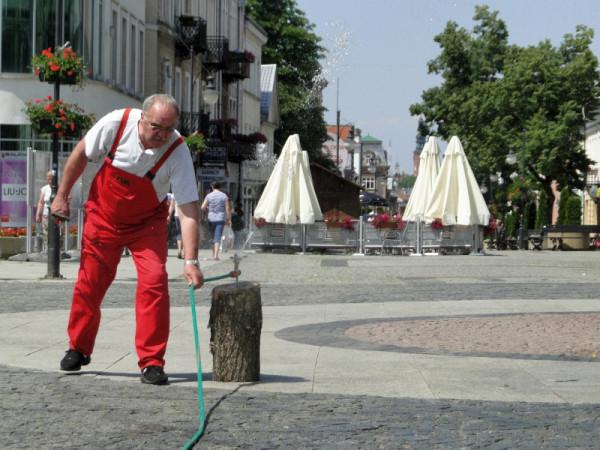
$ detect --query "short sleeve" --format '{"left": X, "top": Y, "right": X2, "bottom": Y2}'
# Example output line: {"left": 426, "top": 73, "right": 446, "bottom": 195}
{"left": 168, "top": 143, "right": 199, "bottom": 205}
{"left": 83, "top": 109, "right": 125, "bottom": 163}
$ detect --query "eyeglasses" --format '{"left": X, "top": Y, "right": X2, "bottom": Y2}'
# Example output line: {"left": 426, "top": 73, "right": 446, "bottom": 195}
{"left": 143, "top": 118, "right": 176, "bottom": 133}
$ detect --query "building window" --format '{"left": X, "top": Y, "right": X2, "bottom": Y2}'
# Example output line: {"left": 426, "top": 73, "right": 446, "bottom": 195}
{"left": 162, "top": 60, "right": 172, "bottom": 94}
{"left": 184, "top": 72, "right": 191, "bottom": 111}
{"left": 174, "top": 67, "right": 182, "bottom": 104}
{"left": 1, "top": 0, "right": 85, "bottom": 74}
{"left": 138, "top": 29, "right": 144, "bottom": 93}
{"left": 129, "top": 23, "right": 136, "bottom": 91}
{"left": 97, "top": 0, "right": 103, "bottom": 76}
{"left": 120, "top": 17, "right": 127, "bottom": 85}
{"left": 1, "top": 0, "right": 33, "bottom": 72}
{"left": 362, "top": 175, "right": 375, "bottom": 190}
{"left": 193, "top": 77, "right": 199, "bottom": 112}
{"left": 110, "top": 9, "right": 117, "bottom": 81}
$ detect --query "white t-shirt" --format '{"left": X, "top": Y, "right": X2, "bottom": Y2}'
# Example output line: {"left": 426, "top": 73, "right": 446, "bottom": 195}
{"left": 84, "top": 108, "right": 198, "bottom": 205}
{"left": 40, "top": 184, "right": 52, "bottom": 217}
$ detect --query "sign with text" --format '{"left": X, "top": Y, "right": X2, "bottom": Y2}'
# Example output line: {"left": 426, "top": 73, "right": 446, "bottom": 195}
{"left": 197, "top": 167, "right": 226, "bottom": 181}
{"left": 0, "top": 154, "right": 27, "bottom": 227}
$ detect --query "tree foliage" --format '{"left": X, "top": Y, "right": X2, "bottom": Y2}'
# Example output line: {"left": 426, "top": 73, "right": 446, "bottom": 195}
{"left": 410, "top": 5, "right": 600, "bottom": 223}
{"left": 246, "top": 0, "right": 333, "bottom": 169}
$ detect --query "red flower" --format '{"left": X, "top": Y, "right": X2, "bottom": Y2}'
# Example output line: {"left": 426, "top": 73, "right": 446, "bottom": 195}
{"left": 372, "top": 213, "right": 390, "bottom": 228}
{"left": 342, "top": 216, "right": 354, "bottom": 230}
{"left": 254, "top": 217, "right": 266, "bottom": 228}
{"left": 49, "top": 63, "right": 60, "bottom": 72}
{"left": 431, "top": 218, "right": 444, "bottom": 230}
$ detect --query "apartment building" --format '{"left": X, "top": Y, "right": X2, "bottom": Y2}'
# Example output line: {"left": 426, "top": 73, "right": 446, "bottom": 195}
{"left": 0, "top": 0, "right": 274, "bottom": 229}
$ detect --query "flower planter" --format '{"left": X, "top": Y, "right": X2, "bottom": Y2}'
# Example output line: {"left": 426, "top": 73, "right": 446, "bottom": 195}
{"left": 0, "top": 237, "right": 26, "bottom": 258}
{"left": 38, "top": 72, "right": 78, "bottom": 85}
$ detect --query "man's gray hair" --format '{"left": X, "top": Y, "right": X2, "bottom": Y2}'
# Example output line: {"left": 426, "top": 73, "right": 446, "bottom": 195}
{"left": 142, "top": 94, "right": 180, "bottom": 116}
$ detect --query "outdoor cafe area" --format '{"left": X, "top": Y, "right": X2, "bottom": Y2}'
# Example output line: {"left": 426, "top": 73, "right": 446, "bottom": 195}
{"left": 249, "top": 134, "right": 488, "bottom": 256}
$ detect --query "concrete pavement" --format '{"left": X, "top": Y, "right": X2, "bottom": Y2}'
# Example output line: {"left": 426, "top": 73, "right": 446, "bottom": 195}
{"left": 1, "top": 249, "right": 600, "bottom": 448}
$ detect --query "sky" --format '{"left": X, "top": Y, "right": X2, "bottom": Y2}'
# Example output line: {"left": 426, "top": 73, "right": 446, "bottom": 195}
{"left": 294, "top": 0, "right": 600, "bottom": 174}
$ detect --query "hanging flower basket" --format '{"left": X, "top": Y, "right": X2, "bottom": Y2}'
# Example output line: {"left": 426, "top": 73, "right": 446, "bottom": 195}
{"left": 185, "top": 132, "right": 206, "bottom": 154}
{"left": 25, "top": 96, "right": 94, "bottom": 138}
{"left": 31, "top": 45, "right": 86, "bottom": 86}
{"left": 325, "top": 216, "right": 354, "bottom": 231}
{"left": 431, "top": 218, "right": 444, "bottom": 230}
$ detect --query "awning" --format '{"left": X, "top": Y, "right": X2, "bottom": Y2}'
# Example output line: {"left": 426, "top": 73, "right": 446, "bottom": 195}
{"left": 0, "top": 91, "right": 30, "bottom": 125}
{"left": 360, "top": 191, "right": 388, "bottom": 206}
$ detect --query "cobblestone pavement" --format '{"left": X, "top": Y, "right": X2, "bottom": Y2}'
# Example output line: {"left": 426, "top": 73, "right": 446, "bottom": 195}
{"left": 3, "top": 363, "right": 600, "bottom": 449}
{"left": 2, "top": 251, "right": 600, "bottom": 448}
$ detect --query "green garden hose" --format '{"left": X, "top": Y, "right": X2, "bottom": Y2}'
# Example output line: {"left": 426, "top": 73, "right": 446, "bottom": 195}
{"left": 182, "top": 270, "right": 240, "bottom": 450}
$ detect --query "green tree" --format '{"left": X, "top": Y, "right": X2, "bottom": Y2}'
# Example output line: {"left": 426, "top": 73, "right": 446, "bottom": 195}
{"left": 564, "top": 196, "right": 582, "bottom": 225}
{"left": 246, "top": 0, "right": 333, "bottom": 169}
{"left": 535, "top": 190, "right": 550, "bottom": 229}
{"left": 557, "top": 187, "right": 571, "bottom": 224}
{"left": 410, "top": 5, "right": 600, "bottom": 223}
{"left": 557, "top": 187, "right": 582, "bottom": 225}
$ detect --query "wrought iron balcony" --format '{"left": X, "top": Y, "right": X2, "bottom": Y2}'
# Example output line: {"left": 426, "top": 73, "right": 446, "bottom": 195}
{"left": 175, "top": 15, "right": 207, "bottom": 59}
{"left": 179, "top": 112, "right": 210, "bottom": 136}
{"left": 222, "top": 61, "right": 251, "bottom": 82}
{"left": 222, "top": 50, "right": 254, "bottom": 82}
{"left": 203, "top": 36, "right": 229, "bottom": 70}
{"left": 228, "top": 141, "right": 256, "bottom": 163}
{"left": 206, "top": 119, "right": 236, "bottom": 142}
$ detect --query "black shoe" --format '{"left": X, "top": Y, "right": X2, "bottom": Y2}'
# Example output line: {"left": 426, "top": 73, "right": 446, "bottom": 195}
{"left": 141, "top": 366, "right": 168, "bottom": 385}
{"left": 60, "top": 350, "right": 91, "bottom": 371}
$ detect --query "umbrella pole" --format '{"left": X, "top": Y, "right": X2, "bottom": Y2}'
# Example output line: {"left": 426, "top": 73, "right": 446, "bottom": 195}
{"left": 302, "top": 224, "right": 307, "bottom": 254}
{"left": 472, "top": 225, "right": 485, "bottom": 255}
{"left": 411, "top": 219, "right": 423, "bottom": 256}
{"left": 353, "top": 217, "right": 365, "bottom": 256}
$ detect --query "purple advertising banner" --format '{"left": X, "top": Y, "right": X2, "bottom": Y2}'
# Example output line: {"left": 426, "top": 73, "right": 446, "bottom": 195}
{"left": 0, "top": 155, "right": 27, "bottom": 227}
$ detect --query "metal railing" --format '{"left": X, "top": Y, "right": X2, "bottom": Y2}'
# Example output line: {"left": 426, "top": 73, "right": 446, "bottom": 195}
{"left": 244, "top": 220, "right": 478, "bottom": 255}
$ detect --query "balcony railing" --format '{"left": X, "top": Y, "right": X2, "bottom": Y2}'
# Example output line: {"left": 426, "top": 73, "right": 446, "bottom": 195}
{"left": 207, "top": 121, "right": 233, "bottom": 141}
{"left": 222, "top": 61, "right": 251, "bottom": 82}
{"left": 228, "top": 141, "right": 255, "bottom": 162}
{"left": 179, "top": 112, "right": 210, "bottom": 136}
{"left": 175, "top": 15, "right": 207, "bottom": 59}
{"left": 203, "top": 36, "right": 229, "bottom": 70}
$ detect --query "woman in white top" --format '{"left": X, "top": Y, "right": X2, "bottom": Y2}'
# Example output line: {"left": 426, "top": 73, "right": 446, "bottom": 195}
{"left": 35, "top": 171, "right": 53, "bottom": 253}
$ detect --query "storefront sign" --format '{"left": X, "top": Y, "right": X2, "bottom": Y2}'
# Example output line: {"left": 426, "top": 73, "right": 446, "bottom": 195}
{"left": 197, "top": 167, "right": 226, "bottom": 181}
{"left": 0, "top": 154, "right": 27, "bottom": 227}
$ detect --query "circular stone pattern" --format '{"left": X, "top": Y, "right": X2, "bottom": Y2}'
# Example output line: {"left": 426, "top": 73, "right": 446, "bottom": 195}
{"left": 346, "top": 313, "right": 600, "bottom": 360}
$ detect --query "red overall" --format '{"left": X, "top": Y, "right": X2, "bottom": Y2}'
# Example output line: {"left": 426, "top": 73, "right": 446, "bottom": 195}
{"left": 67, "top": 108, "right": 184, "bottom": 369}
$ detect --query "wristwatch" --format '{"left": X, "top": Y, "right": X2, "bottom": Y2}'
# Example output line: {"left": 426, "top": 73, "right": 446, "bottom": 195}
{"left": 184, "top": 259, "right": 199, "bottom": 266}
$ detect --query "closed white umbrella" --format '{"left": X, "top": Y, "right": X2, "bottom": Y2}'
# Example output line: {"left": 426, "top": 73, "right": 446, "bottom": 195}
{"left": 254, "top": 134, "right": 323, "bottom": 224}
{"left": 403, "top": 136, "right": 440, "bottom": 221}
{"left": 0, "top": 91, "right": 30, "bottom": 125}
{"left": 425, "top": 136, "right": 490, "bottom": 226}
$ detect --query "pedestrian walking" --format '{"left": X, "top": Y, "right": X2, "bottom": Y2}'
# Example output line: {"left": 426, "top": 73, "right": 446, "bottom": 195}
{"left": 200, "top": 181, "right": 231, "bottom": 260}
{"left": 231, "top": 204, "right": 245, "bottom": 250}
{"left": 35, "top": 170, "right": 54, "bottom": 253}
{"left": 168, "top": 193, "right": 184, "bottom": 258}
{"left": 51, "top": 93, "right": 204, "bottom": 385}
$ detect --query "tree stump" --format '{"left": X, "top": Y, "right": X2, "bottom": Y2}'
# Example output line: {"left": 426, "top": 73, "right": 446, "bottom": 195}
{"left": 209, "top": 281, "right": 262, "bottom": 382}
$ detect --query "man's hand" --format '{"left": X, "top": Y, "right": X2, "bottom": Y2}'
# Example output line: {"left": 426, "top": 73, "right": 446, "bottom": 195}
{"left": 50, "top": 195, "right": 70, "bottom": 221}
{"left": 184, "top": 264, "right": 204, "bottom": 289}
